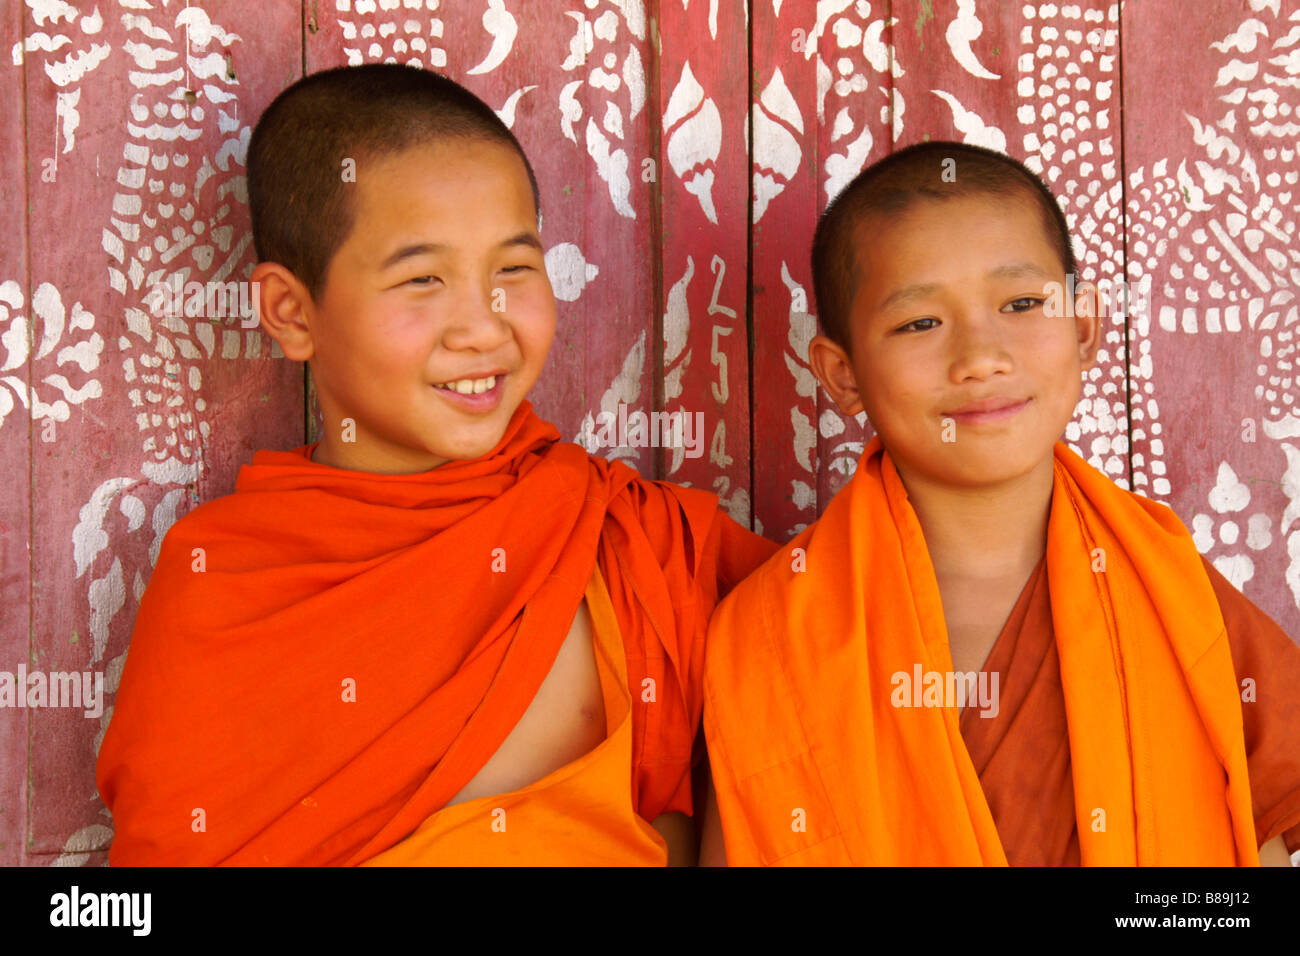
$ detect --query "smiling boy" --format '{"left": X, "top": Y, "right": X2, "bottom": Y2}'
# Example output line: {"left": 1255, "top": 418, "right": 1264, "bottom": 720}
{"left": 700, "top": 141, "right": 1300, "bottom": 866}
{"left": 96, "top": 64, "right": 775, "bottom": 866}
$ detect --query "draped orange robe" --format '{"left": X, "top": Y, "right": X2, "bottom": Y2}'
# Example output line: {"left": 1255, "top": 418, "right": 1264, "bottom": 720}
{"left": 963, "top": 551, "right": 1300, "bottom": 865}
{"left": 362, "top": 564, "right": 667, "bottom": 865}
{"left": 97, "top": 401, "right": 776, "bottom": 865}
{"left": 704, "top": 436, "right": 1265, "bottom": 865}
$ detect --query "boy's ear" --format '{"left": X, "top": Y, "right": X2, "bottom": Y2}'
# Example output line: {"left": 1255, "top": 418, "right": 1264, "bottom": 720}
{"left": 252, "top": 261, "right": 316, "bottom": 362}
{"left": 808, "top": 333, "right": 865, "bottom": 417}
{"left": 1071, "top": 280, "right": 1103, "bottom": 372}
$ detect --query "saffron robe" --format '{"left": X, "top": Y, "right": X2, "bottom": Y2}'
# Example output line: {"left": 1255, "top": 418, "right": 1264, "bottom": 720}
{"left": 704, "top": 435, "right": 1268, "bottom": 865}
{"left": 363, "top": 564, "right": 666, "bottom": 864}
{"left": 97, "top": 401, "right": 776, "bottom": 865}
{"left": 962, "top": 551, "right": 1300, "bottom": 865}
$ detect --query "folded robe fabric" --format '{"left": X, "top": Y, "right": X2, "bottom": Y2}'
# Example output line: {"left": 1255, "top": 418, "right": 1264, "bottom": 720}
{"left": 961, "top": 551, "right": 1300, "bottom": 865}
{"left": 704, "top": 435, "right": 1260, "bottom": 866}
{"left": 97, "top": 400, "right": 776, "bottom": 865}
{"left": 361, "top": 564, "right": 668, "bottom": 865}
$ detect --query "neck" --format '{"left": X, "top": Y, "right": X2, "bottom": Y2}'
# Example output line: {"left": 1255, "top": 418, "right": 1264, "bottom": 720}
{"left": 892, "top": 452, "right": 1055, "bottom": 585}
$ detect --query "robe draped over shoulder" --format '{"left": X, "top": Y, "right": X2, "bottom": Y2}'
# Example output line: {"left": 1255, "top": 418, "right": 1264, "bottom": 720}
{"left": 704, "top": 436, "right": 1266, "bottom": 866}
{"left": 97, "top": 401, "right": 777, "bottom": 865}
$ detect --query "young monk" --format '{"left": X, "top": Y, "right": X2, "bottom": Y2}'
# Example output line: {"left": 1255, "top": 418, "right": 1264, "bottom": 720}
{"left": 701, "top": 141, "right": 1300, "bottom": 866}
{"left": 95, "top": 64, "right": 776, "bottom": 866}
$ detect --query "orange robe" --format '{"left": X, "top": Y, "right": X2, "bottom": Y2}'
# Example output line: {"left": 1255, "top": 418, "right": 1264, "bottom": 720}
{"left": 363, "top": 564, "right": 665, "bottom": 864}
{"left": 704, "top": 436, "right": 1264, "bottom": 865}
{"left": 962, "top": 552, "right": 1300, "bottom": 865}
{"left": 96, "top": 401, "right": 776, "bottom": 865}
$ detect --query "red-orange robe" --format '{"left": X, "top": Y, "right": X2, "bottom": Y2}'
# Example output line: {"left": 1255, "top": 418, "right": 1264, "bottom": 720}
{"left": 362, "top": 563, "right": 668, "bottom": 865}
{"left": 96, "top": 401, "right": 776, "bottom": 865}
{"left": 962, "top": 552, "right": 1300, "bottom": 864}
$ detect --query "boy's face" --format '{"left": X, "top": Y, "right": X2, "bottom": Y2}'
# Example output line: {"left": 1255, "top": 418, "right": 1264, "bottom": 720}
{"left": 283, "top": 138, "right": 554, "bottom": 474}
{"left": 809, "top": 193, "right": 1100, "bottom": 491}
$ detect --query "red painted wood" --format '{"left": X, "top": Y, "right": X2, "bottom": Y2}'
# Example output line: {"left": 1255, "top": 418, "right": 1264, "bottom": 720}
{"left": 15, "top": 0, "right": 301, "bottom": 862}
{"left": 0, "top": 0, "right": 31, "bottom": 868}
{"left": 0, "top": 0, "right": 1295, "bottom": 865}
{"left": 750, "top": 0, "right": 894, "bottom": 540}
{"left": 1121, "top": 0, "right": 1300, "bottom": 636}
{"left": 656, "top": 0, "right": 753, "bottom": 522}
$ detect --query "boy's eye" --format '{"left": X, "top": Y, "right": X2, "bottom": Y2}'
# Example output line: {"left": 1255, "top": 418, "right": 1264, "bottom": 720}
{"left": 407, "top": 275, "right": 440, "bottom": 287}
{"left": 500, "top": 265, "right": 533, "bottom": 275}
{"left": 897, "top": 317, "right": 939, "bottom": 333}
{"left": 1003, "top": 296, "right": 1044, "bottom": 313}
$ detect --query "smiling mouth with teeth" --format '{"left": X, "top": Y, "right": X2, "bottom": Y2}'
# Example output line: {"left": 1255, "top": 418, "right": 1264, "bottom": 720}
{"left": 432, "top": 375, "right": 498, "bottom": 395}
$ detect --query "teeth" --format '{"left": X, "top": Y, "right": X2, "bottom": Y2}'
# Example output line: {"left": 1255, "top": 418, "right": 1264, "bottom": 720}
{"left": 434, "top": 375, "right": 497, "bottom": 395}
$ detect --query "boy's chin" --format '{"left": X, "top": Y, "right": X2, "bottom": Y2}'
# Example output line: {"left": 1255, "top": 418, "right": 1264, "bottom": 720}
{"left": 428, "top": 423, "right": 514, "bottom": 463}
{"left": 423, "top": 394, "right": 528, "bottom": 460}
{"left": 885, "top": 433, "right": 1053, "bottom": 489}
{"left": 927, "top": 442, "right": 1056, "bottom": 488}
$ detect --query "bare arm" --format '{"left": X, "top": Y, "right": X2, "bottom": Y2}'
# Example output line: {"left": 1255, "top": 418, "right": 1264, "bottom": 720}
{"left": 698, "top": 775, "right": 728, "bottom": 866}
{"left": 1259, "top": 834, "right": 1294, "bottom": 867}
{"left": 651, "top": 811, "right": 696, "bottom": 866}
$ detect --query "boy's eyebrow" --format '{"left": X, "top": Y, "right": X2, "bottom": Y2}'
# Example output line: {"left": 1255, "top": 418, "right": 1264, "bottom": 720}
{"left": 878, "top": 281, "right": 942, "bottom": 312}
{"left": 500, "top": 232, "right": 544, "bottom": 253}
{"left": 987, "top": 262, "right": 1057, "bottom": 282}
{"left": 379, "top": 242, "right": 450, "bottom": 270}
{"left": 877, "top": 262, "right": 1058, "bottom": 312}
{"left": 378, "top": 232, "right": 543, "bottom": 270}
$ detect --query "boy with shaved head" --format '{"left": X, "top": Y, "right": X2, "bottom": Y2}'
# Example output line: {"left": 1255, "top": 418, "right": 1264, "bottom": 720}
{"left": 97, "top": 64, "right": 775, "bottom": 866}
{"left": 701, "top": 141, "right": 1300, "bottom": 866}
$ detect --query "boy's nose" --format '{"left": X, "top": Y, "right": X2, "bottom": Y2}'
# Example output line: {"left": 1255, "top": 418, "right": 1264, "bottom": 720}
{"left": 442, "top": 285, "right": 513, "bottom": 350}
{"left": 948, "top": 314, "right": 1014, "bottom": 381}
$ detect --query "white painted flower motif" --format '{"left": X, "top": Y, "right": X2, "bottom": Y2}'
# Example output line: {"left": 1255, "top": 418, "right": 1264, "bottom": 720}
{"left": 544, "top": 242, "right": 599, "bottom": 303}
{"left": 752, "top": 67, "right": 803, "bottom": 222}
{"left": 559, "top": 2, "right": 647, "bottom": 219}
{"left": 661, "top": 257, "right": 694, "bottom": 406}
{"left": 334, "top": 0, "right": 448, "bottom": 69}
{"left": 663, "top": 60, "right": 722, "bottom": 223}
{"left": 573, "top": 329, "right": 645, "bottom": 464}
{"left": 1190, "top": 460, "right": 1275, "bottom": 591}
{"left": 0, "top": 280, "right": 103, "bottom": 429}
{"left": 10, "top": 0, "right": 110, "bottom": 158}
{"left": 813, "top": 4, "right": 903, "bottom": 199}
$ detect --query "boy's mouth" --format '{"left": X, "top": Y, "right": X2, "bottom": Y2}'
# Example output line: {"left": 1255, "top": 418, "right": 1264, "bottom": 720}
{"left": 941, "top": 395, "right": 1031, "bottom": 426}
{"left": 431, "top": 371, "right": 506, "bottom": 412}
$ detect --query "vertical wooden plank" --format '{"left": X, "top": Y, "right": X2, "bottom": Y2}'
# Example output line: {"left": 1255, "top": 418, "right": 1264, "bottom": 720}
{"left": 1122, "top": 1, "right": 1300, "bottom": 636}
{"left": 0, "top": 0, "right": 31, "bottom": 867}
{"left": 750, "top": 0, "right": 894, "bottom": 540}
{"left": 23, "top": 1, "right": 302, "bottom": 863}
{"left": 656, "top": 0, "right": 752, "bottom": 519}
{"left": 563, "top": 1, "right": 655, "bottom": 478}
{"left": 309, "top": 1, "right": 657, "bottom": 476}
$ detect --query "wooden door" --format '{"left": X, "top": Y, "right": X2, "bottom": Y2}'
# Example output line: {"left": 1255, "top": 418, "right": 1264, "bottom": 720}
{"left": 1, "top": 0, "right": 1295, "bottom": 864}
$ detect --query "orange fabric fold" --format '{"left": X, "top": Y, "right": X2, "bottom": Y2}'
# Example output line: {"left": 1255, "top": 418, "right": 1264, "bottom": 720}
{"left": 97, "top": 401, "right": 776, "bottom": 865}
{"left": 704, "top": 436, "right": 1259, "bottom": 866}
{"left": 962, "top": 552, "right": 1300, "bottom": 865}
{"left": 362, "top": 564, "right": 667, "bottom": 865}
